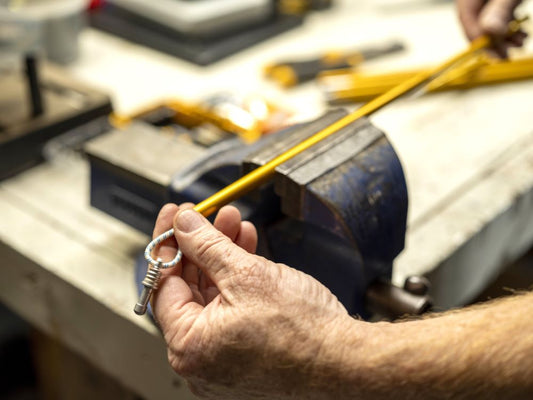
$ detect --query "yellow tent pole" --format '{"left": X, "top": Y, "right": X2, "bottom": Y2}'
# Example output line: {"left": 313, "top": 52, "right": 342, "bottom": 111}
{"left": 193, "top": 35, "right": 491, "bottom": 216}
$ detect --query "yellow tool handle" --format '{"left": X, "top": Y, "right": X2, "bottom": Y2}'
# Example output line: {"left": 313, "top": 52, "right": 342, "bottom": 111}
{"left": 332, "top": 56, "right": 533, "bottom": 88}
{"left": 265, "top": 42, "right": 405, "bottom": 87}
{"left": 327, "top": 57, "right": 533, "bottom": 102}
{"left": 193, "top": 36, "right": 490, "bottom": 216}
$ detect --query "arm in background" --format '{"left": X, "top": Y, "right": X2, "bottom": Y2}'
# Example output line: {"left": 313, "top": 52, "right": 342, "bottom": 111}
{"left": 456, "top": 0, "right": 527, "bottom": 57}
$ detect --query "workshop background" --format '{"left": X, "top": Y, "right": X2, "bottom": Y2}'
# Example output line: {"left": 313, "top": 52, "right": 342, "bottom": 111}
{"left": 1, "top": 0, "right": 533, "bottom": 399}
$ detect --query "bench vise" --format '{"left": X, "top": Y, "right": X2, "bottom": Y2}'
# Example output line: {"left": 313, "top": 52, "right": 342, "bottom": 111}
{"left": 87, "top": 109, "right": 428, "bottom": 318}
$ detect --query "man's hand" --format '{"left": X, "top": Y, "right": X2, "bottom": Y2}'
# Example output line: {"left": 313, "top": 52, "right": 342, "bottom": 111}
{"left": 151, "top": 204, "right": 351, "bottom": 399}
{"left": 456, "top": 0, "right": 527, "bottom": 57}
{"left": 150, "top": 204, "right": 533, "bottom": 399}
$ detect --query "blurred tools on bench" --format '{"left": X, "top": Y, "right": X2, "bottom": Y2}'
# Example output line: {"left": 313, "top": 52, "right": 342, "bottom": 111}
{"left": 0, "top": 0, "right": 112, "bottom": 180}
{"left": 264, "top": 41, "right": 405, "bottom": 87}
{"left": 320, "top": 54, "right": 533, "bottom": 103}
{"left": 89, "top": 0, "right": 334, "bottom": 65}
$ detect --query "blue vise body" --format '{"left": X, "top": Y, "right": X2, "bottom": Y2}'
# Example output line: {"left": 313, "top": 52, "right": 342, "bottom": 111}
{"left": 87, "top": 109, "right": 408, "bottom": 316}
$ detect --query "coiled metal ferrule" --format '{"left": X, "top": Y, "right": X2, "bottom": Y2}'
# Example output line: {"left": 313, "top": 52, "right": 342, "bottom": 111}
{"left": 135, "top": 258, "right": 165, "bottom": 315}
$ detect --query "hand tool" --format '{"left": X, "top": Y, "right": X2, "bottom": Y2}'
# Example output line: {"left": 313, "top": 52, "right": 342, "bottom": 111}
{"left": 111, "top": 98, "right": 264, "bottom": 143}
{"left": 264, "top": 41, "right": 405, "bottom": 87}
{"left": 110, "top": 95, "right": 294, "bottom": 144}
{"left": 321, "top": 55, "right": 533, "bottom": 103}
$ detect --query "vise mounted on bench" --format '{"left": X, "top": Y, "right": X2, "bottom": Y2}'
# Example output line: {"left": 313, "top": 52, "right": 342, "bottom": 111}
{"left": 86, "top": 109, "right": 430, "bottom": 318}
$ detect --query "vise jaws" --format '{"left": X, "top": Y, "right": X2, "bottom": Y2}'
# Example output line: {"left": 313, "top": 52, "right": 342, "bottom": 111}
{"left": 87, "top": 109, "right": 428, "bottom": 318}
{"left": 240, "top": 109, "right": 408, "bottom": 316}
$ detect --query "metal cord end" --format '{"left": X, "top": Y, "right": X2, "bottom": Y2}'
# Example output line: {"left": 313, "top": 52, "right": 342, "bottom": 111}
{"left": 134, "top": 287, "right": 152, "bottom": 315}
{"left": 134, "top": 258, "right": 163, "bottom": 315}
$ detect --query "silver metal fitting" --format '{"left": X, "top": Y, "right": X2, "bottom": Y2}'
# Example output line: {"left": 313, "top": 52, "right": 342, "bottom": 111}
{"left": 404, "top": 275, "right": 431, "bottom": 296}
{"left": 134, "top": 258, "right": 163, "bottom": 315}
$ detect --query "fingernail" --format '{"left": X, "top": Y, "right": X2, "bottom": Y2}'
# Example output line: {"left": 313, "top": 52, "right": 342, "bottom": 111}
{"left": 176, "top": 209, "right": 205, "bottom": 233}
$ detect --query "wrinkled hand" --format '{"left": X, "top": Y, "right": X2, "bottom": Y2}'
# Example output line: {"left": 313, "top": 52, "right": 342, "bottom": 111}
{"left": 456, "top": 0, "right": 527, "bottom": 57}
{"left": 151, "top": 204, "right": 350, "bottom": 399}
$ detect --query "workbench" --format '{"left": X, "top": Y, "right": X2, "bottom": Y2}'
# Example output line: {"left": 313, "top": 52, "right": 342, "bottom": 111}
{"left": 1, "top": 0, "right": 532, "bottom": 398}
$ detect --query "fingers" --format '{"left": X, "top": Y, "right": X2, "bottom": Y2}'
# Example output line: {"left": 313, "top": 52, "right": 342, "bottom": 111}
{"left": 152, "top": 273, "right": 203, "bottom": 336}
{"left": 171, "top": 204, "right": 205, "bottom": 304}
{"left": 151, "top": 203, "right": 203, "bottom": 332}
{"left": 509, "top": 30, "right": 527, "bottom": 46}
{"left": 154, "top": 204, "right": 259, "bottom": 332}
{"left": 213, "top": 206, "right": 243, "bottom": 242}
{"left": 152, "top": 203, "right": 180, "bottom": 265}
{"left": 456, "top": 0, "right": 485, "bottom": 40}
{"left": 235, "top": 221, "right": 258, "bottom": 254}
{"left": 480, "top": 0, "right": 523, "bottom": 57}
{"left": 479, "top": 0, "right": 522, "bottom": 36}
{"left": 197, "top": 206, "right": 243, "bottom": 302}
{"left": 211, "top": 207, "right": 257, "bottom": 254}
{"left": 173, "top": 208, "right": 254, "bottom": 286}
{"left": 457, "top": 0, "right": 523, "bottom": 58}
{"left": 198, "top": 207, "right": 259, "bottom": 301}
{"left": 181, "top": 259, "right": 205, "bottom": 306}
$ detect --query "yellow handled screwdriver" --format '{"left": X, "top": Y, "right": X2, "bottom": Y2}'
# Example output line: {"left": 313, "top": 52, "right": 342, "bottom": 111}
{"left": 264, "top": 41, "right": 405, "bottom": 88}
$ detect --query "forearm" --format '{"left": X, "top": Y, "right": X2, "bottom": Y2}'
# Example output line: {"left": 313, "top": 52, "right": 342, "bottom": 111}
{"left": 314, "top": 292, "right": 533, "bottom": 399}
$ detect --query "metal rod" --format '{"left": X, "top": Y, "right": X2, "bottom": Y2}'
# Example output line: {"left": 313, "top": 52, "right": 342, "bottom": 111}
{"left": 193, "top": 36, "right": 491, "bottom": 217}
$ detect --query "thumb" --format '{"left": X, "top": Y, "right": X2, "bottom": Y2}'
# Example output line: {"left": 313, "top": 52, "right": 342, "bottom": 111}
{"left": 173, "top": 208, "right": 251, "bottom": 286}
{"left": 480, "top": 0, "right": 521, "bottom": 35}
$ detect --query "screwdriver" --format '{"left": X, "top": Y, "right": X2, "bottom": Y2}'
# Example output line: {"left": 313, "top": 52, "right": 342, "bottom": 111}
{"left": 264, "top": 41, "right": 405, "bottom": 87}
